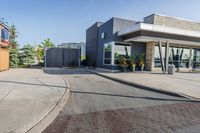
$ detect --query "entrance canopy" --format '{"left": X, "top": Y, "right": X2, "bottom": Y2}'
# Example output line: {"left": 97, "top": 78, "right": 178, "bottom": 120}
{"left": 118, "top": 22, "right": 200, "bottom": 46}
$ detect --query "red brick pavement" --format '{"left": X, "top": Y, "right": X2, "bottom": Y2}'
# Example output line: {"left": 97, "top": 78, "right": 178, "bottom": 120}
{"left": 43, "top": 102, "right": 200, "bottom": 133}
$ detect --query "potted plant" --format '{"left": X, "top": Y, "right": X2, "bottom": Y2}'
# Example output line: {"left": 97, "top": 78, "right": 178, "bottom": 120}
{"left": 138, "top": 53, "right": 145, "bottom": 71}
{"left": 130, "top": 56, "right": 136, "bottom": 72}
{"left": 118, "top": 56, "right": 128, "bottom": 72}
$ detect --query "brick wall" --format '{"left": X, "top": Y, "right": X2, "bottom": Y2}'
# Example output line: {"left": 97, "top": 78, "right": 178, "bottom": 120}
{"left": 146, "top": 42, "right": 156, "bottom": 71}
{"left": 144, "top": 14, "right": 200, "bottom": 31}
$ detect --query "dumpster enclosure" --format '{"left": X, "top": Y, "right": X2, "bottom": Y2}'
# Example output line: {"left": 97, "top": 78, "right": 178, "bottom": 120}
{"left": 46, "top": 48, "right": 80, "bottom": 67}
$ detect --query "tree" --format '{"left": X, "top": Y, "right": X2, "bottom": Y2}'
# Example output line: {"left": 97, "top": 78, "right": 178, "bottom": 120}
{"left": 37, "top": 38, "right": 54, "bottom": 63}
{"left": 19, "top": 44, "right": 35, "bottom": 66}
{"left": 41, "top": 38, "right": 55, "bottom": 48}
{"left": 9, "top": 25, "right": 20, "bottom": 68}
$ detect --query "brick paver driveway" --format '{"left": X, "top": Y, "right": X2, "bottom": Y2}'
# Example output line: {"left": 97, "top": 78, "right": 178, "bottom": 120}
{"left": 43, "top": 69, "right": 200, "bottom": 133}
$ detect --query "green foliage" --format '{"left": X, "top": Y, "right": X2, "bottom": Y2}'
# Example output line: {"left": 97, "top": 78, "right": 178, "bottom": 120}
{"left": 9, "top": 25, "right": 20, "bottom": 68}
{"left": 118, "top": 56, "right": 128, "bottom": 72}
{"left": 130, "top": 56, "right": 136, "bottom": 66}
{"left": 41, "top": 38, "right": 55, "bottom": 48}
{"left": 37, "top": 38, "right": 54, "bottom": 63}
{"left": 81, "top": 56, "right": 86, "bottom": 61}
{"left": 19, "top": 44, "right": 35, "bottom": 65}
{"left": 138, "top": 53, "right": 145, "bottom": 66}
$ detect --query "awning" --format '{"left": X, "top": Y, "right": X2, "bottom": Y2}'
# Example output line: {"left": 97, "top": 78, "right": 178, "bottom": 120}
{"left": 118, "top": 22, "right": 200, "bottom": 46}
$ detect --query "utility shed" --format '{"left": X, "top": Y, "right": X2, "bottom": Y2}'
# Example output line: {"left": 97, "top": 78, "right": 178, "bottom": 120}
{"left": 46, "top": 48, "right": 80, "bottom": 67}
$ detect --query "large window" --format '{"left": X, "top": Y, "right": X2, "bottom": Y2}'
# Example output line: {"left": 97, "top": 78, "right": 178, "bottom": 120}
{"left": 154, "top": 46, "right": 190, "bottom": 68}
{"left": 114, "top": 43, "right": 131, "bottom": 65}
{"left": 104, "top": 42, "right": 112, "bottom": 64}
{"left": 154, "top": 45, "right": 166, "bottom": 67}
{"left": 192, "top": 49, "right": 200, "bottom": 69}
{"left": 103, "top": 42, "right": 131, "bottom": 65}
{"left": 169, "top": 47, "right": 190, "bottom": 68}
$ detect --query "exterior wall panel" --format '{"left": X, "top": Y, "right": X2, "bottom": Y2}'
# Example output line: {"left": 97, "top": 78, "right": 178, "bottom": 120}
{"left": 46, "top": 48, "right": 80, "bottom": 67}
{"left": 97, "top": 18, "right": 134, "bottom": 70}
{"left": 0, "top": 48, "right": 9, "bottom": 71}
{"left": 86, "top": 22, "right": 103, "bottom": 66}
{"left": 144, "top": 14, "right": 200, "bottom": 31}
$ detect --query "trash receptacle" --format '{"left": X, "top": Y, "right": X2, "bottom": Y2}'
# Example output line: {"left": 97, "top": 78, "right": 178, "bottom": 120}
{"left": 168, "top": 65, "right": 175, "bottom": 75}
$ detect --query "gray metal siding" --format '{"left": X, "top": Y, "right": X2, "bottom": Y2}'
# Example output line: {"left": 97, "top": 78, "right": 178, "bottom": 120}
{"left": 46, "top": 48, "right": 80, "bottom": 67}
{"left": 131, "top": 42, "right": 146, "bottom": 57}
{"left": 86, "top": 22, "right": 103, "bottom": 66}
{"left": 46, "top": 48, "right": 63, "bottom": 67}
{"left": 97, "top": 19, "right": 114, "bottom": 69}
{"left": 97, "top": 18, "right": 135, "bottom": 70}
{"left": 63, "top": 49, "right": 80, "bottom": 67}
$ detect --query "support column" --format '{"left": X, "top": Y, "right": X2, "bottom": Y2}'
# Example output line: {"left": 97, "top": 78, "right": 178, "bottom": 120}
{"left": 146, "top": 42, "right": 155, "bottom": 71}
{"left": 165, "top": 42, "right": 169, "bottom": 73}
{"left": 158, "top": 41, "right": 165, "bottom": 73}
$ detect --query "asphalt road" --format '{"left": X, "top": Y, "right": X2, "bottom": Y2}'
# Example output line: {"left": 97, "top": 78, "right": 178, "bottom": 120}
{"left": 43, "top": 69, "right": 200, "bottom": 133}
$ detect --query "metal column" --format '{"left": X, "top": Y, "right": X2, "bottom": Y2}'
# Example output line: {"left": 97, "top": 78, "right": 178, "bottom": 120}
{"left": 165, "top": 42, "right": 169, "bottom": 73}
{"left": 158, "top": 41, "right": 165, "bottom": 73}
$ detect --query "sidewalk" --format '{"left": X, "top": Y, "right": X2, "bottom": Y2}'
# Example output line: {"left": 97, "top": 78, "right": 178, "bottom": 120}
{"left": 88, "top": 69, "right": 200, "bottom": 100}
{"left": 0, "top": 69, "right": 70, "bottom": 133}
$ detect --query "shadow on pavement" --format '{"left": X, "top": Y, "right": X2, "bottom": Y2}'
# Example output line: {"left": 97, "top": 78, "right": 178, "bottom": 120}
{"left": 0, "top": 80, "right": 66, "bottom": 89}
{"left": 43, "top": 68, "right": 93, "bottom": 75}
{"left": 71, "top": 90, "right": 200, "bottom": 103}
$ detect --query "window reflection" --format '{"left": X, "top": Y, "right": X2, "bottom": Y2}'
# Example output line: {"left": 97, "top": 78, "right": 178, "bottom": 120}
{"left": 192, "top": 49, "right": 200, "bottom": 69}
{"left": 154, "top": 46, "right": 190, "bottom": 68}
{"left": 154, "top": 46, "right": 165, "bottom": 67}
{"left": 114, "top": 44, "right": 131, "bottom": 65}
{"left": 104, "top": 43, "right": 112, "bottom": 64}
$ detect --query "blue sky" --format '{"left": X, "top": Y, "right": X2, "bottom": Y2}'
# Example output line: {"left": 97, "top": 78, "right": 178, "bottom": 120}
{"left": 1, "top": 0, "right": 200, "bottom": 47}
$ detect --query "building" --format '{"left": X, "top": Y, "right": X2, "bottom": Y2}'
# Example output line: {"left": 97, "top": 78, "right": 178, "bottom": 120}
{"left": 58, "top": 42, "right": 86, "bottom": 57}
{"left": 86, "top": 14, "right": 200, "bottom": 72}
{"left": 0, "top": 20, "right": 10, "bottom": 71}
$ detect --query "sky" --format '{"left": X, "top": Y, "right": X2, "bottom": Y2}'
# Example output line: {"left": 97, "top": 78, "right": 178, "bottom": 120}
{"left": 0, "top": 0, "right": 200, "bottom": 47}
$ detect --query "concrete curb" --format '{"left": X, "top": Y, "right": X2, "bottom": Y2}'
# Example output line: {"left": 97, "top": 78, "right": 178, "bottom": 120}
{"left": 87, "top": 70, "right": 200, "bottom": 101}
{"left": 26, "top": 77, "right": 71, "bottom": 133}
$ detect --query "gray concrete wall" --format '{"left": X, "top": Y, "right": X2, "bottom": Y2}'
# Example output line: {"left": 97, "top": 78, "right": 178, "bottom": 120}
{"left": 86, "top": 22, "right": 103, "bottom": 66}
{"left": 144, "top": 14, "right": 200, "bottom": 31}
{"left": 46, "top": 48, "right": 80, "bottom": 67}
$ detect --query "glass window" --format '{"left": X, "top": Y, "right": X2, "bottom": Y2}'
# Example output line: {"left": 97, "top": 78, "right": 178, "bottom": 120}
{"left": 192, "top": 49, "right": 200, "bottom": 69}
{"left": 104, "top": 43, "right": 112, "bottom": 64}
{"left": 114, "top": 44, "right": 131, "bottom": 65}
{"left": 154, "top": 45, "right": 165, "bottom": 67}
{"left": 155, "top": 46, "right": 190, "bottom": 68}
{"left": 180, "top": 48, "right": 190, "bottom": 68}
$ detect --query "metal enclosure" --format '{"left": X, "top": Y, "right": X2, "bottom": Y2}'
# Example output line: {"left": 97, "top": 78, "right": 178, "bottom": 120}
{"left": 46, "top": 48, "right": 80, "bottom": 67}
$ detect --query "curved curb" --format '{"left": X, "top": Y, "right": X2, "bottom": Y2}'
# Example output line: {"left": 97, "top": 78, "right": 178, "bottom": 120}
{"left": 26, "top": 77, "right": 71, "bottom": 133}
{"left": 87, "top": 70, "right": 200, "bottom": 101}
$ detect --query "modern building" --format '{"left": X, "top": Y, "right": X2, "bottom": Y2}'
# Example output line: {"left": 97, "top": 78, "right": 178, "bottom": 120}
{"left": 86, "top": 14, "right": 200, "bottom": 72}
{"left": 58, "top": 42, "right": 86, "bottom": 57}
{"left": 0, "top": 20, "right": 10, "bottom": 71}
